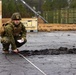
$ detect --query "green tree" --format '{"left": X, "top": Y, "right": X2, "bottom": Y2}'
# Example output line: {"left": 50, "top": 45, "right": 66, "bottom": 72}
{"left": 52, "top": 0, "right": 68, "bottom": 9}
{"left": 2, "top": 0, "right": 19, "bottom": 17}
{"left": 2, "top": 0, "right": 9, "bottom": 17}
{"left": 2, "top": 0, "right": 29, "bottom": 18}
{"left": 42, "top": 0, "right": 53, "bottom": 11}
{"left": 69, "top": 0, "right": 76, "bottom": 8}
{"left": 2, "top": 0, "right": 44, "bottom": 18}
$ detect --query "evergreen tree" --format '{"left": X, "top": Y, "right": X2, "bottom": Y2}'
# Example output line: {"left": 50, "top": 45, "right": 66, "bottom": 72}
{"left": 42, "top": 0, "right": 53, "bottom": 11}
{"left": 52, "top": 0, "right": 68, "bottom": 9}
{"left": 69, "top": 0, "right": 76, "bottom": 8}
{"left": 2, "top": 0, "right": 29, "bottom": 18}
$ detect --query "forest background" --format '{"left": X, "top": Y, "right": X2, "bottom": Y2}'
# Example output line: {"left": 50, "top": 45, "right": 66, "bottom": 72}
{"left": 2, "top": 0, "right": 76, "bottom": 23}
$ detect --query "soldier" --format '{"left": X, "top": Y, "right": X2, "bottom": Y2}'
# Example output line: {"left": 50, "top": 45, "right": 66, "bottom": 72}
{"left": 1, "top": 12, "right": 27, "bottom": 53}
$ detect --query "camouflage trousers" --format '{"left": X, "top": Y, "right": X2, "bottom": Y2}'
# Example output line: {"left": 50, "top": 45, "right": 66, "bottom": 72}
{"left": 1, "top": 37, "right": 27, "bottom": 51}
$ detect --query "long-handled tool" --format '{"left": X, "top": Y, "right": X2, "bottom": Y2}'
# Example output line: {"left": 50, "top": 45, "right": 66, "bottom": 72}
{"left": 19, "top": 0, "right": 48, "bottom": 23}
{"left": 18, "top": 53, "right": 47, "bottom": 75}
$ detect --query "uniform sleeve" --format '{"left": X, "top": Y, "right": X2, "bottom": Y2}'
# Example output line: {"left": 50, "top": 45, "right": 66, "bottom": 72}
{"left": 5, "top": 25, "right": 17, "bottom": 50}
{"left": 21, "top": 23, "right": 27, "bottom": 40}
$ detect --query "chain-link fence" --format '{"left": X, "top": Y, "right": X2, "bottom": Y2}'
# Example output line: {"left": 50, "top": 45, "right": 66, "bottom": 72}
{"left": 43, "top": 8, "right": 76, "bottom": 24}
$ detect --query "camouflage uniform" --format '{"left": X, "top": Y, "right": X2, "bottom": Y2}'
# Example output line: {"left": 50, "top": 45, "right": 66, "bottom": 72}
{"left": 1, "top": 13, "right": 27, "bottom": 52}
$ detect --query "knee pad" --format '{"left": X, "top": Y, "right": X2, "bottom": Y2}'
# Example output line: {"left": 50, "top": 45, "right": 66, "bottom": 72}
{"left": 1, "top": 37, "right": 10, "bottom": 44}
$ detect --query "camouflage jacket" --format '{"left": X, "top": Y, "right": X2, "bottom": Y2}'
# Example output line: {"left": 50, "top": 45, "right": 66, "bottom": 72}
{"left": 2, "top": 22, "right": 27, "bottom": 50}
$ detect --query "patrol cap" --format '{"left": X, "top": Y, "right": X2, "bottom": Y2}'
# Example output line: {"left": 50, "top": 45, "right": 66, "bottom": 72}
{"left": 11, "top": 12, "right": 21, "bottom": 20}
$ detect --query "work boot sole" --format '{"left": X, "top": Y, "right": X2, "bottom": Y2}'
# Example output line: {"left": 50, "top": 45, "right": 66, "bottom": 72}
{"left": 2, "top": 51, "right": 9, "bottom": 54}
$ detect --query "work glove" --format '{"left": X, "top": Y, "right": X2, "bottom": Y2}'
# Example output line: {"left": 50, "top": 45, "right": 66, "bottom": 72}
{"left": 17, "top": 38, "right": 24, "bottom": 43}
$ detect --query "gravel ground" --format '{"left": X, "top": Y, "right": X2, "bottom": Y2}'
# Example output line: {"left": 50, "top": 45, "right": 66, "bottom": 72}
{"left": 20, "top": 31, "right": 76, "bottom": 51}
{"left": 0, "top": 54, "right": 76, "bottom": 75}
{"left": 0, "top": 31, "right": 76, "bottom": 75}
{"left": 0, "top": 31, "right": 76, "bottom": 51}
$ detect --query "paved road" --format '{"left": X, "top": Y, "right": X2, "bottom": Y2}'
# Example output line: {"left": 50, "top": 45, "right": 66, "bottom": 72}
{"left": 0, "top": 31, "right": 76, "bottom": 75}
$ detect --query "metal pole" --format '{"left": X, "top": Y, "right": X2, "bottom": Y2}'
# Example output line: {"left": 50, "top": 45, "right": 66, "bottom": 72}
{"left": 18, "top": 53, "right": 47, "bottom": 75}
{"left": 19, "top": 0, "right": 48, "bottom": 23}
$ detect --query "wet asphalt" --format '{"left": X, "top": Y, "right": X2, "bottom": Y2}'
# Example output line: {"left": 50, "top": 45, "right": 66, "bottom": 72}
{"left": 0, "top": 31, "right": 76, "bottom": 75}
